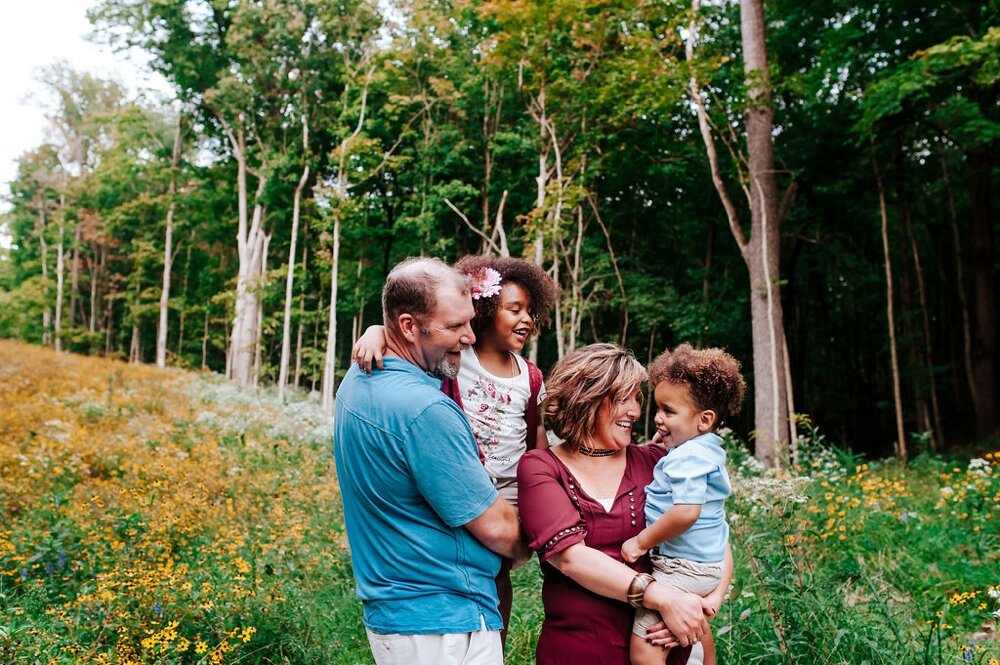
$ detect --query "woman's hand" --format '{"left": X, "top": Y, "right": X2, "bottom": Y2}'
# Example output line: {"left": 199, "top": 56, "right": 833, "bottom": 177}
{"left": 620, "top": 536, "right": 647, "bottom": 563}
{"left": 643, "top": 620, "right": 680, "bottom": 648}
{"left": 351, "top": 325, "right": 387, "bottom": 375}
{"left": 643, "top": 582, "right": 708, "bottom": 648}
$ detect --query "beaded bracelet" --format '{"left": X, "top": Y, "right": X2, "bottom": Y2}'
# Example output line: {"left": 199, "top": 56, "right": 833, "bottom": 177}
{"left": 626, "top": 572, "right": 656, "bottom": 608}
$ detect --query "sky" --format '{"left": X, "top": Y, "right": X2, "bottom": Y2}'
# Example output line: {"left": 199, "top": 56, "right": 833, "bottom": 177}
{"left": 0, "top": 1, "right": 169, "bottom": 222}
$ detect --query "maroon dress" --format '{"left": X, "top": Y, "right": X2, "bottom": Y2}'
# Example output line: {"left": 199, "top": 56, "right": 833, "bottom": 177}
{"left": 518, "top": 444, "right": 691, "bottom": 665}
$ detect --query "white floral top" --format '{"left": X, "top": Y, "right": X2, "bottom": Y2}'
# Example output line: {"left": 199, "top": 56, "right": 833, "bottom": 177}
{"left": 458, "top": 347, "right": 545, "bottom": 482}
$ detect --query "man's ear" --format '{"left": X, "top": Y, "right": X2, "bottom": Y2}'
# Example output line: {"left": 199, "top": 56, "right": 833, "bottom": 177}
{"left": 396, "top": 313, "right": 420, "bottom": 343}
{"left": 698, "top": 409, "right": 718, "bottom": 433}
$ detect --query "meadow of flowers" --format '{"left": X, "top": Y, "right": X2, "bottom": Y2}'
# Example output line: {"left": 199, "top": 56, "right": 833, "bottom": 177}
{"left": 1, "top": 341, "right": 997, "bottom": 663}
{"left": 0, "top": 340, "right": 368, "bottom": 663}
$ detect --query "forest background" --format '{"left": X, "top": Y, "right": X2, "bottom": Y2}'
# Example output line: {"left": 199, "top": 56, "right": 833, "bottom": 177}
{"left": 1, "top": 0, "right": 998, "bottom": 463}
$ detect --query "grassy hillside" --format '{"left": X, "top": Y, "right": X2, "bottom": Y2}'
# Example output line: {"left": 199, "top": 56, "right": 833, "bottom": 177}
{"left": 1, "top": 341, "right": 997, "bottom": 664}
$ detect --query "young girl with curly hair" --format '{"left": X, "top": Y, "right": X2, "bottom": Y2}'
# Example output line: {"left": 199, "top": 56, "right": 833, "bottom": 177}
{"left": 352, "top": 254, "right": 560, "bottom": 640}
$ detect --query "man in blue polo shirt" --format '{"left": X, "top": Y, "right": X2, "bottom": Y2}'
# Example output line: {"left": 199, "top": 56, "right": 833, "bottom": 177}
{"left": 334, "top": 257, "right": 528, "bottom": 665}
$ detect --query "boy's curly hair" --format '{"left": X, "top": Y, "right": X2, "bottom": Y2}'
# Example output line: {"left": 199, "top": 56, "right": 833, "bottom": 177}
{"left": 648, "top": 343, "right": 746, "bottom": 425}
{"left": 453, "top": 255, "right": 560, "bottom": 339}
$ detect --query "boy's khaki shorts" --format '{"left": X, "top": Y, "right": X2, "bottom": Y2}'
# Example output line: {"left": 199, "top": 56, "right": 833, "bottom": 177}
{"left": 632, "top": 554, "right": 723, "bottom": 636}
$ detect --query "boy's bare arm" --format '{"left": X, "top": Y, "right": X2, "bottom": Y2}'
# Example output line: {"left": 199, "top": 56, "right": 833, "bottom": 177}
{"left": 620, "top": 504, "right": 701, "bottom": 562}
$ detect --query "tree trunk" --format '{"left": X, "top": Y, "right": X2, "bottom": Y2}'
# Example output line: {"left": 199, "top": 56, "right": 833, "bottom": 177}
{"left": 157, "top": 114, "right": 183, "bottom": 368}
{"left": 221, "top": 115, "right": 269, "bottom": 388}
{"left": 36, "top": 196, "right": 52, "bottom": 345}
{"left": 322, "top": 70, "right": 373, "bottom": 411}
{"left": 69, "top": 222, "right": 81, "bottom": 329}
{"left": 252, "top": 231, "right": 270, "bottom": 387}
{"left": 687, "top": 0, "right": 792, "bottom": 466}
{"left": 279, "top": 115, "right": 310, "bottom": 401}
{"left": 872, "top": 149, "right": 907, "bottom": 462}
{"left": 104, "top": 290, "right": 115, "bottom": 357}
{"left": 177, "top": 244, "right": 192, "bottom": 360}
{"left": 55, "top": 216, "right": 65, "bottom": 353}
{"left": 89, "top": 241, "right": 99, "bottom": 338}
{"left": 741, "top": 0, "right": 792, "bottom": 465}
{"left": 940, "top": 152, "right": 977, "bottom": 420}
{"left": 294, "top": 238, "right": 308, "bottom": 388}
{"left": 322, "top": 214, "right": 342, "bottom": 412}
{"left": 202, "top": 309, "right": 210, "bottom": 370}
{"left": 905, "top": 206, "right": 943, "bottom": 449}
{"left": 526, "top": 72, "right": 550, "bottom": 367}
{"left": 313, "top": 286, "right": 323, "bottom": 393}
{"left": 129, "top": 275, "right": 141, "bottom": 364}
{"left": 966, "top": 146, "right": 997, "bottom": 438}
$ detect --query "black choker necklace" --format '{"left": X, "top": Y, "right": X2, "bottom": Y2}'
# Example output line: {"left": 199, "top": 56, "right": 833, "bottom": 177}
{"left": 578, "top": 445, "right": 619, "bottom": 457}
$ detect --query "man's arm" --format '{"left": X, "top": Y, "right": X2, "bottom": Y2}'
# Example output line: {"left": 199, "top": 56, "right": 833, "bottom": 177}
{"left": 464, "top": 497, "right": 531, "bottom": 566}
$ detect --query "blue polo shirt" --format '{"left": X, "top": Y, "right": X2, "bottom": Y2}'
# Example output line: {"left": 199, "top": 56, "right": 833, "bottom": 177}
{"left": 644, "top": 432, "right": 731, "bottom": 562}
{"left": 334, "top": 358, "right": 502, "bottom": 634}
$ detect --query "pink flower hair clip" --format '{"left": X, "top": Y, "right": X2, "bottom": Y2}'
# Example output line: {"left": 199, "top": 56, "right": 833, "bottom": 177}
{"left": 470, "top": 267, "right": 502, "bottom": 300}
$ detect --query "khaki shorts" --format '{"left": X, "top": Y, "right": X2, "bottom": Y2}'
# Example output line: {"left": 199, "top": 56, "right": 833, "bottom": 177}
{"left": 632, "top": 554, "right": 723, "bottom": 636}
{"left": 366, "top": 622, "right": 502, "bottom": 665}
{"left": 492, "top": 476, "right": 518, "bottom": 507}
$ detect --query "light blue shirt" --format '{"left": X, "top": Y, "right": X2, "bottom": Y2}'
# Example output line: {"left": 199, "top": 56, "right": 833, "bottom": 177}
{"left": 644, "top": 432, "right": 730, "bottom": 562}
{"left": 334, "top": 358, "right": 502, "bottom": 634}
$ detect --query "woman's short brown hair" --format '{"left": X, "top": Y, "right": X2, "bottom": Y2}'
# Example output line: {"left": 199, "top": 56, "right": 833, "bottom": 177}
{"left": 648, "top": 343, "right": 746, "bottom": 424}
{"left": 543, "top": 343, "right": 647, "bottom": 452}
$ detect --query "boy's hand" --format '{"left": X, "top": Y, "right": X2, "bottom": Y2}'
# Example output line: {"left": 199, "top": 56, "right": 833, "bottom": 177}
{"left": 702, "top": 584, "right": 727, "bottom": 619}
{"left": 620, "top": 536, "right": 646, "bottom": 563}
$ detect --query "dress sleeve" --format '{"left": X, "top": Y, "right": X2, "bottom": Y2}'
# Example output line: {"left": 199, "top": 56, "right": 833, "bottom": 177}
{"left": 405, "top": 400, "right": 498, "bottom": 527}
{"left": 517, "top": 450, "right": 587, "bottom": 562}
{"left": 663, "top": 447, "right": 717, "bottom": 505}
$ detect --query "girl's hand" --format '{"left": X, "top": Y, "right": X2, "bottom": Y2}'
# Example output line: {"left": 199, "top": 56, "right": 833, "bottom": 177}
{"left": 620, "top": 536, "right": 647, "bottom": 563}
{"left": 352, "top": 325, "right": 387, "bottom": 375}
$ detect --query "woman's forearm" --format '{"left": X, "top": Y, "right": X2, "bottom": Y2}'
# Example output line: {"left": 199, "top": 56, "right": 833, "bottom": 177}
{"left": 549, "top": 543, "right": 709, "bottom": 647}
{"left": 548, "top": 542, "right": 636, "bottom": 601}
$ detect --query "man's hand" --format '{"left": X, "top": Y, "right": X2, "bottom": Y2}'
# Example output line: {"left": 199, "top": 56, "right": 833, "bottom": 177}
{"left": 510, "top": 538, "right": 533, "bottom": 569}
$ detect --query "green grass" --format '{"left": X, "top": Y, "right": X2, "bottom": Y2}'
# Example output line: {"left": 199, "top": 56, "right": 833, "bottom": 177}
{"left": 0, "top": 342, "right": 997, "bottom": 663}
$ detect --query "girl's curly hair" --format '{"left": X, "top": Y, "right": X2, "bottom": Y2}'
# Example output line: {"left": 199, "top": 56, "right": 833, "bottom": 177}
{"left": 648, "top": 343, "right": 746, "bottom": 424}
{"left": 453, "top": 255, "right": 560, "bottom": 339}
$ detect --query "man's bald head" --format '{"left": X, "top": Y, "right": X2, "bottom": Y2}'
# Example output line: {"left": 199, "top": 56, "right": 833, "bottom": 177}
{"left": 382, "top": 257, "right": 471, "bottom": 334}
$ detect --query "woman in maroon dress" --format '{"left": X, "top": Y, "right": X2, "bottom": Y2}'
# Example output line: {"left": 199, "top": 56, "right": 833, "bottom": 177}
{"left": 518, "top": 343, "right": 709, "bottom": 665}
